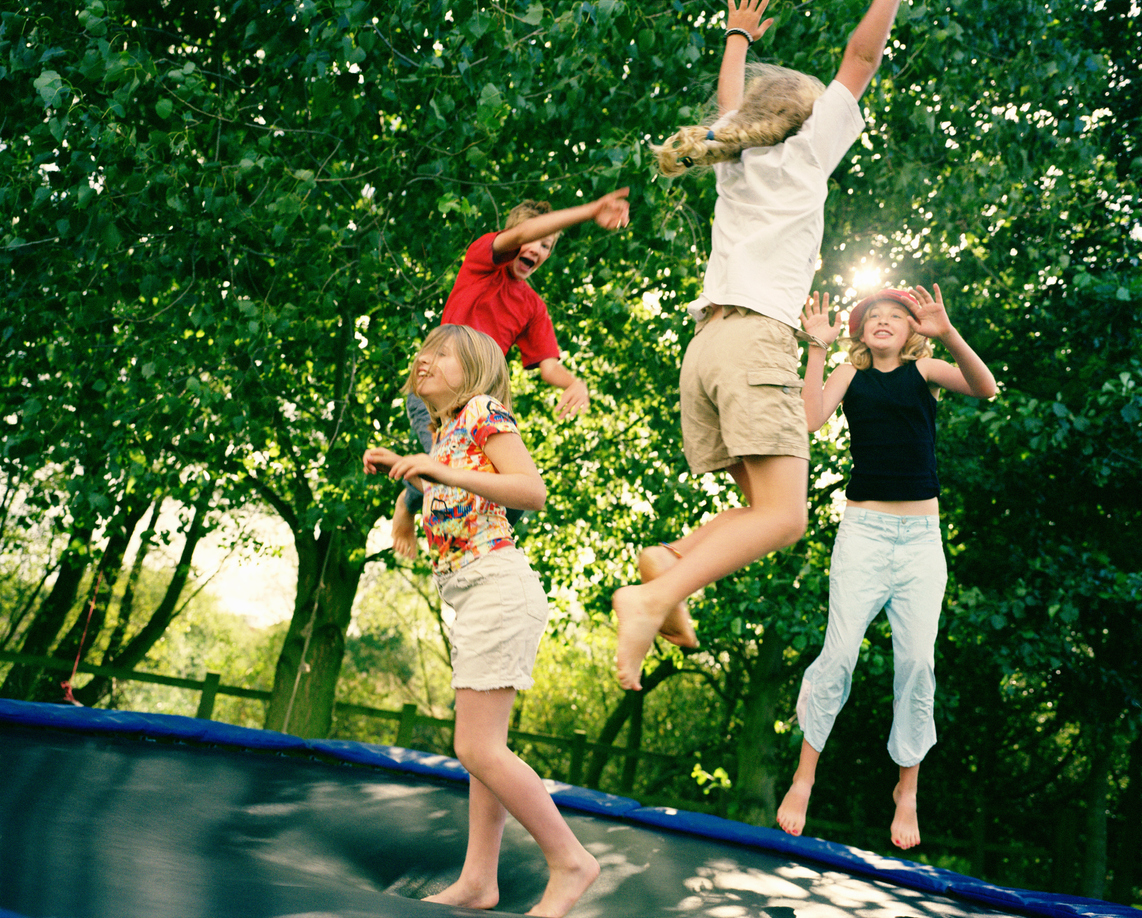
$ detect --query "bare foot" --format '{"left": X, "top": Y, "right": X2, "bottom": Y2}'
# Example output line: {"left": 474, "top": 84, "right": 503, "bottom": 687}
{"left": 637, "top": 545, "right": 698, "bottom": 649}
{"left": 612, "top": 584, "right": 670, "bottom": 691}
{"left": 424, "top": 877, "right": 499, "bottom": 910}
{"left": 391, "top": 494, "right": 418, "bottom": 560}
{"left": 527, "top": 850, "right": 600, "bottom": 918}
{"left": 776, "top": 776, "right": 813, "bottom": 836}
{"left": 890, "top": 784, "right": 921, "bottom": 849}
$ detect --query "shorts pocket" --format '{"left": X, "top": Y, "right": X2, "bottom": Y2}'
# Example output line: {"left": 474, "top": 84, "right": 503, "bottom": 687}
{"left": 747, "top": 368, "right": 803, "bottom": 394}
{"left": 517, "top": 569, "right": 550, "bottom": 624}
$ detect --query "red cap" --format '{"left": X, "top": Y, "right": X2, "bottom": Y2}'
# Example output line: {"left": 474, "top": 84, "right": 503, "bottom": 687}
{"left": 848, "top": 288, "right": 919, "bottom": 338}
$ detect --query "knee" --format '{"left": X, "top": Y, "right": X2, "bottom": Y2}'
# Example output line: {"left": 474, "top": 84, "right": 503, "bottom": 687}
{"left": 779, "top": 504, "right": 809, "bottom": 548}
{"left": 453, "top": 735, "right": 503, "bottom": 776}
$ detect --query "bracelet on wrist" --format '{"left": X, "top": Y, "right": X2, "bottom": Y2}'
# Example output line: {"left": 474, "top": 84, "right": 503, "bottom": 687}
{"left": 725, "top": 27, "right": 754, "bottom": 46}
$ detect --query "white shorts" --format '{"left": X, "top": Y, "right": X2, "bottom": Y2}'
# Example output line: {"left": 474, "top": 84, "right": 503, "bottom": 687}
{"left": 435, "top": 547, "right": 550, "bottom": 691}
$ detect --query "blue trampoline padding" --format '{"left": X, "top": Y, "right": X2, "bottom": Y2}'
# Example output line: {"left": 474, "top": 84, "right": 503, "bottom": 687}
{"left": 1, "top": 699, "right": 1137, "bottom": 918}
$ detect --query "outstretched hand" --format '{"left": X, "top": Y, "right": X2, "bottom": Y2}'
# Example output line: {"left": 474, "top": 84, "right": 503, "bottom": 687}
{"left": 554, "top": 378, "right": 590, "bottom": 420}
{"left": 801, "top": 291, "right": 844, "bottom": 346}
{"left": 591, "top": 187, "right": 631, "bottom": 231}
{"left": 727, "top": 0, "right": 775, "bottom": 43}
{"left": 906, "top": 283, "right": 954, "bottom": 342}
{"left": 363, "top": 447, "right": 444, "bottom": 491}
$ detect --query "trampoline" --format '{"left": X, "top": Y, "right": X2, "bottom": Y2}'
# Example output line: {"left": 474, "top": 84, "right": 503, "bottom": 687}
{"left": 0, "top": 700, "right": 1132, "bottom": 918}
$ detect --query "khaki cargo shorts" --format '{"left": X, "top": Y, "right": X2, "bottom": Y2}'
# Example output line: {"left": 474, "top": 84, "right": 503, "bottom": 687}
{"left": 680, "top": 307, "right": 809, "bottom": 474}
{"left": 436, "top": 547, "right": 550, "bottom": 692}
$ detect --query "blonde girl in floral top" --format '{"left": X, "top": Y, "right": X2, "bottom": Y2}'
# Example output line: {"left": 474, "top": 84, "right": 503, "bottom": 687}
{"left": 363, "top": 324, "right": 598, "bottom": 917}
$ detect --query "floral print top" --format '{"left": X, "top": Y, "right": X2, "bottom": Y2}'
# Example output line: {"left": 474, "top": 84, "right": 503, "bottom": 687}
{"left": 423, "top": 395, "right": 519, "bottom": 574}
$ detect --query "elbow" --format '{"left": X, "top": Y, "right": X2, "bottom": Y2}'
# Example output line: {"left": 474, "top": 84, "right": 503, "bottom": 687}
{"left": 528, "top": 480, "right": 547, "bottom": 512}
{"left": 973, "top": 372, "right": 998, "bottom": 400}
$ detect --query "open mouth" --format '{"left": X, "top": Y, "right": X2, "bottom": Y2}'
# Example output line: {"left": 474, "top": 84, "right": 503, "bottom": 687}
{"left": 519, "top": 256, "right": 536, "bottom": 270}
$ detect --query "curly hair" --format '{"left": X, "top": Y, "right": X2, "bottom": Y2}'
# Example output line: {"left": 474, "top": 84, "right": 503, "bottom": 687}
{"left": 402, "top": 325, "right": 513, "bottom": 432}
{"left": 651, "top": 64, "right": 826, "bottom": 177}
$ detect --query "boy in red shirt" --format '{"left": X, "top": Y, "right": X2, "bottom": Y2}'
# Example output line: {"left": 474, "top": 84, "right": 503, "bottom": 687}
{"left": 392, "top": 188, "right": 630, "bottom": 558}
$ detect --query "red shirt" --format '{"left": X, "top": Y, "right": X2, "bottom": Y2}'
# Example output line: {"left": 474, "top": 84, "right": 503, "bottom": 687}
{"left": 440, "top": 232, "right": 561, "bottom": 369}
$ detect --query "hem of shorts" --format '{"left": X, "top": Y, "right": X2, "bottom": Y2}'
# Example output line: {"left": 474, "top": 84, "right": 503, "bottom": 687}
{"left": 889, "top": 750, "right": 933, "bottom": 769}
{"left": 688, "top": 446, "right": 810, "bottom": 474}
{"left": 452, "top": 680, "right": 535, "bottom": 692}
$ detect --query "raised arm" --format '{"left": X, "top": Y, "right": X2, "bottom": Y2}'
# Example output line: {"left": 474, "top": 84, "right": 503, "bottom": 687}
{"left": 492, "top": 188, "right": 630, "bottom": 255}
{"left": 801, "top": 292, "right": 854, "bottom": 432}
{"left": 718, "top": 0, "right": 775, "bottom": 115}
{"left": 909, "top": 284, "right": 998, "bottom": 399}
{"left": 834, "top": 0, "right": 904, "bottom": 101}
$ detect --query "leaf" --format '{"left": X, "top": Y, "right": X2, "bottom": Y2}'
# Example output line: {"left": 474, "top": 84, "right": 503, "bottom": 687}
{"left": 33, "top": 70, "right": 65, "bottom": 107}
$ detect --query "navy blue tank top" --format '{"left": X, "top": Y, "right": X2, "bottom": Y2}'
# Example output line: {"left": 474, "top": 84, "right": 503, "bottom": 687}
{"left": 843, "top": 361, "right": 939, "bottom": 501}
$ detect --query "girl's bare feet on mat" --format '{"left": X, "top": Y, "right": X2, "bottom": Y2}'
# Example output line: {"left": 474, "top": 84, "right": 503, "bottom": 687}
{"left": 613, "top": 584, "right": 669, "bottom": 691}
{"left": 527, "top": 850, "right": 600, "bottom": 918}
{"left": 890, "top": 783, "right": 921, "bottom": 849}
{"left": 776, "top": 777, "right": 813, "bottom": 836}
{"left": 424, "top": 878, "right": 498, "bottom": 910}
{"left": 637, "top": 545, "right": 698, "bottom": 648}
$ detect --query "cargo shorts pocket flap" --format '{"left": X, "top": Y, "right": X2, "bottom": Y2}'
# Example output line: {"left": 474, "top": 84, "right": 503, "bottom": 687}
{"left": 747, "top": 368, "right": 803, "bottom": 391}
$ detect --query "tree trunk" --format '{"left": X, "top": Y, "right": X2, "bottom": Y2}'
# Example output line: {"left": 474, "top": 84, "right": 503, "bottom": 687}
{"left": 1108, "top": 730, "right": 1140, "bottom": 905}
{"left": 263, "top": 521, "right": 366, "bottom": 738}
{"left": 73, "top": 485, "right": 213, "bottom": 706}
{"left": 0, "top": 520, "right": 96, "bottom": 700}
{"left": 734, "top": 630, "right": 786, "bottom": 826}
{"left": 1081, "top": 732, "right": 1111, "bottom": 900}
{"left": 32, "top": 495, "right": 151, "bottom": 701}
{"left": 585, "top": 657, "right": 677, "bottom": 788}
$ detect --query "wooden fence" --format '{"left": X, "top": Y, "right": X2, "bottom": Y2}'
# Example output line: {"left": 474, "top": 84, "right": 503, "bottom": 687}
{"left": 0, "top": 649, "right": 677, "bottom": 793}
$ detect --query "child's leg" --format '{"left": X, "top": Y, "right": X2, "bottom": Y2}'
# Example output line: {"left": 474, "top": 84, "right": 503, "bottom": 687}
{"left": 891, "top": 763, "right": 921, "bottom": 849}
{"left": 882, "top": 517, "right": 944, "bottom": 850}
{"left": 779, "top": 509, "right": 895, "bottom": 835}
{"left": 451, "top": 687, "right": 598, "bottom": 918}
{"left": 614, "top": 454, "right": 808, "bottom": 689}
{"left": 637, "top": 544, "right": 698, "bottom": 648}
{"left": 776, "top": 738, "right": 820, "bottom": 836}
{"left": 424, "top": 773, "right": 507, "bottom": 909}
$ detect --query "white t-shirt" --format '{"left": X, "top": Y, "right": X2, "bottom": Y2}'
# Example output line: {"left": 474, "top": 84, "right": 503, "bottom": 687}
{"left": 689, "top": 80, "right": 865, "bottom": 327}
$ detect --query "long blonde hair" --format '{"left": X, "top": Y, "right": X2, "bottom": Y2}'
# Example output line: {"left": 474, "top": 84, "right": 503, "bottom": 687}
{"left": 652, "top": 64, "right": 825, "bottom": 176}
{"left": 403, "top": 325, "right": 512, "bottom": 431}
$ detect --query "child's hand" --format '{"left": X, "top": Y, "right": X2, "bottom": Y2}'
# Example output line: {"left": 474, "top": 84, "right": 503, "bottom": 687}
{"left": 591, "top": 187, "right": 630, "bottom": 231}
{"left": 554, "top": 378, "right": 590, "bottom": 420}
{"left": 363, "top": 447, "right": 401, "bottom": 475}
{"left": 907, "top": 284, "right": 954, "bottom": 342}
{"left": 726, "top": 0, "right": 775, "bottom": 43}
{"left": 385, "top": 452, "right": 447, "bottom": 489}
{"left": 801, "top": 291, "right": 843, "bottom": 346}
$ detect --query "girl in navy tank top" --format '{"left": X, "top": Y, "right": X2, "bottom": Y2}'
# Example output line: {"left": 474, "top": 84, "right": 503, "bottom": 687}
{"left": 776, "top": 285, "right": 996, "bottom": 850}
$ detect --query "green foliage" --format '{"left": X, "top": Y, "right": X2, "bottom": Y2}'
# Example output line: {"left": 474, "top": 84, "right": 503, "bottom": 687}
{"left": 3, "top": 0, "right": 1141, "bottom": 901}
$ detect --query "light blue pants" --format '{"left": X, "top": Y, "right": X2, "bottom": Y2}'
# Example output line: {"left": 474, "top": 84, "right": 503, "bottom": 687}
{"left": 796, "top": 507, "right": 947, "bottom": 768}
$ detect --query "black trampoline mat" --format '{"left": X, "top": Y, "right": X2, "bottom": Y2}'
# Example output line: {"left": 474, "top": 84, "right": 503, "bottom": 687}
{"left": 0, "top": 724, "right": 1023, "bottom": 918}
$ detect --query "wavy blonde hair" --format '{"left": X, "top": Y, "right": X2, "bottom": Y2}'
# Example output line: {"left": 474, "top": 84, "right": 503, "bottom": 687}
{"left": 403, "top": 325, "right": 512, "bottom": 431}
{"left": 847, "top": 305, "right": 933, "bottom": 371}
{"left": 652, "top": 64, "right": 826, "bottom": 177}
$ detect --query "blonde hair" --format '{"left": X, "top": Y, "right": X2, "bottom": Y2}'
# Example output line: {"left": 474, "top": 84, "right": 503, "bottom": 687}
{"left": 403, "top": 325, "right": 512, "bottom": 431}
{"left": 506, "top": 199, "right": 561, "bottom": 248}
{"left": 847, "top": 306, "right": 933, "bottom": 371}
{"left": 652, "top": 64, "right": 826, "bottom": 176}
